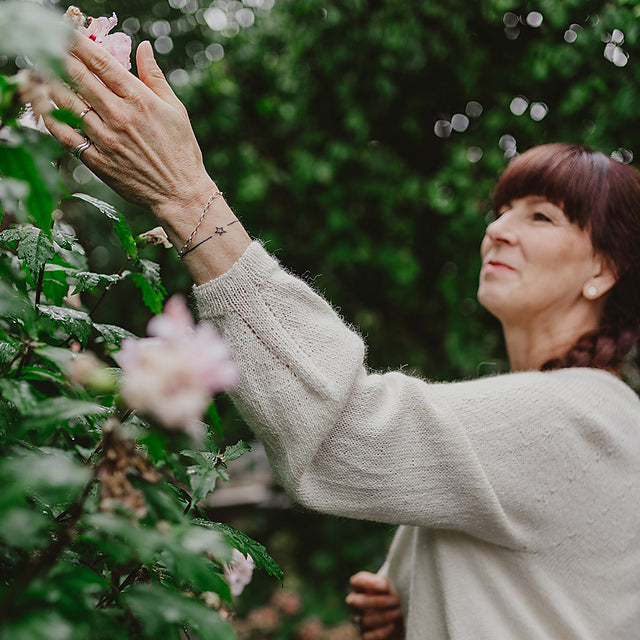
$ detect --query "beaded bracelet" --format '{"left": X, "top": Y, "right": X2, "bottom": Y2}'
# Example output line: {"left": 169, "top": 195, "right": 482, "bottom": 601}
{"left": 177, "top": 190, "right": 223, "bottom": 259}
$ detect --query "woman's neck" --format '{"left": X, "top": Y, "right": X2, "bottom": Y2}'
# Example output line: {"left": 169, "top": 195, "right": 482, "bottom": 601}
{"left": 502, "top": 314, "right": 601, "bottom": 372}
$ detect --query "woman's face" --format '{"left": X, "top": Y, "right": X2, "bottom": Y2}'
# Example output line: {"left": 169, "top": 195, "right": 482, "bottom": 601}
{"left": 477, "top": 195, "right": 605, "bottom": 327}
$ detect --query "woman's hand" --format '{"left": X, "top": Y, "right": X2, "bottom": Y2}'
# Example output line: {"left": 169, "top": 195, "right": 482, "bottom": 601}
{"left": 22, "top": 35, "right": 213, "bottom": 218}
{"left": 21, "top": 35, "right": 252, "bottom": 282}
{"left": 346, "top": 571, "right": 404, "bottom": 640}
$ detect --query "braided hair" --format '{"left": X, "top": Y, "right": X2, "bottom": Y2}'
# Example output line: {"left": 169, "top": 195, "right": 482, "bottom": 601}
{"left": 491, "top": 143, "right": 640, "bottom": 372}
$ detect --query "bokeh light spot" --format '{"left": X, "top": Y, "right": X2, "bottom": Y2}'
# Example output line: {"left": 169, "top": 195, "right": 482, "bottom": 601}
{"left": 526, "top": 11, "right": 543, "bottom": 28}
{"left": 529, "top": 102, "right": 548, "bottom": 121}
{"left": 451, "top": 114, "right": 469, "bottom": 132}
{"left": 465, "top": 101, "right": 483, "bottom": 118}
{"left": 434, "top": 120, "right": 452, "bottom": 138}
{"left": 509, "top": 96, "right": 528, "bottom": 116}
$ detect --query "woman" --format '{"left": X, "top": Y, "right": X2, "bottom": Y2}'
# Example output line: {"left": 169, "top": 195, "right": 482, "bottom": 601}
{"left": 24, "top": 36, "right": 640, "bottom": 639}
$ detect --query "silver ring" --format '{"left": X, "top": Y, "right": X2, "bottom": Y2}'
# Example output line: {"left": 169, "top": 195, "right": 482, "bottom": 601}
{"left": 79, "top": 106, "right": 93, "bottom": 120}
{"left": 73, "top": 136, "right": 93, "bottom": 159}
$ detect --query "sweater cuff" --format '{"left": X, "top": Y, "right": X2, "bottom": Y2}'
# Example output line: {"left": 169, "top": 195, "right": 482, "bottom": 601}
{"left": 192, "top": 240, "right": 280, "bottom": 318}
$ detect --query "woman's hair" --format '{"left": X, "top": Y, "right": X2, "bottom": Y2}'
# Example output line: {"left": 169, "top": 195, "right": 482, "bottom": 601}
{"left": 491, "top": 142, "right": 640, "bottom": 371}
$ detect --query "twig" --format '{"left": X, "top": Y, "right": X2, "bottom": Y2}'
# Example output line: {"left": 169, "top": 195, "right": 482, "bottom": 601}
{"left": 88, "top": 257, "right": 129, "bottom": 318}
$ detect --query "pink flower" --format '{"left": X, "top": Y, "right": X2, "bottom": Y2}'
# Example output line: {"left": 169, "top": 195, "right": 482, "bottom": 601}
{"left": 79, "top": 12, "right": 132, "bottom": 70}
{"left": 114, "top": 295, "right": 238, "bottom": 439}
{"left": 224, "top": 549, "right": 255, "bottom": 597}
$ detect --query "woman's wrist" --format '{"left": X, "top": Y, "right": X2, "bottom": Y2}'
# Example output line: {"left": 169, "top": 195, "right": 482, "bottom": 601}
{"left": 153, "top": 175, "right": 252, "bottom": 284}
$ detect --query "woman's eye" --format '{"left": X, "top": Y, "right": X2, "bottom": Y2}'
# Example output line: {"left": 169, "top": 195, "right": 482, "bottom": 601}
{"left": 533, "top": 212, "right": 552, "bottom": 222}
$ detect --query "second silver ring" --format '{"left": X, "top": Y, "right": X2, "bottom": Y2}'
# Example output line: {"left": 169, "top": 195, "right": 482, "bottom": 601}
{"left": 73, "top": 135, "right": 93, "bottom": 160}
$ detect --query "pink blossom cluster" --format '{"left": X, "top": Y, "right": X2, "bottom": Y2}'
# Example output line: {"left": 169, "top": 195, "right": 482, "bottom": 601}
{"left": 115, "top": 295, "right": 238, "bottom": 440}
{"left": 223, "top": 549, "right": 255, "bottom": 597}
{"left": 66, "top": 7, "right": 132, "bottom": 69}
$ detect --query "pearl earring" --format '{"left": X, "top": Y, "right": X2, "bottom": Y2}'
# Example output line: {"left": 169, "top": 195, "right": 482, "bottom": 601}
{"left": 586, "top": 286, "right": 597, "bottom": 298}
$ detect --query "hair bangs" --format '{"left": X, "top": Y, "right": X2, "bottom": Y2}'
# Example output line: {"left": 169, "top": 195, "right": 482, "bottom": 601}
{"left": 492, "top": 144, "right": 611, "bottom": 229}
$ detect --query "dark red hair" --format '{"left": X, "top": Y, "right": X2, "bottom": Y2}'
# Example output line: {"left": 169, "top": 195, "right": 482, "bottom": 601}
{"left": 492, "top": 143, "right": 640, "bottom": 371}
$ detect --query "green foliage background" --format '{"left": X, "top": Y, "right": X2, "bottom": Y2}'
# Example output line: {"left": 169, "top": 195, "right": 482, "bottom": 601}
{"left": 3, "top": 0, "right": 640, "bottom": 635}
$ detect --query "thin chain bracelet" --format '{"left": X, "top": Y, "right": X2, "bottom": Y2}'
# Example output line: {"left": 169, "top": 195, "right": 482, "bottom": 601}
{"left": 177, "top": 190, "right": 224, "bottom": 259}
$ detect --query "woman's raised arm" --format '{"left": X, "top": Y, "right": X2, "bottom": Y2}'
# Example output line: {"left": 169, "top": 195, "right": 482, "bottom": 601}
{"left": 22, "top": 35, "right": 251, "bottom": 283}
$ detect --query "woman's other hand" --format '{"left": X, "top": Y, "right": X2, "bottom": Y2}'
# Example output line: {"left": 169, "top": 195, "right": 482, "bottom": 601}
{"left": 346, "top": 571, "right": 404, "bottom": 640}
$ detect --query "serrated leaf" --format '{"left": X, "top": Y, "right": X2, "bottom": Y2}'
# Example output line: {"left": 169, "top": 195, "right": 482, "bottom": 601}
{"left": 70, "top": 271, "right": 121, "bottom": 295}
{"left": 223, "top": 440, "right": 251, "bottom": 462}
{"left": 128, "top": 259, "right": 166, "bottom": 314}
{"left": 51, "top": 226, "right": 76, "bottom": 250}
{"left": 0, "top": 225, "right": 55, "bottom": 278}
{"left": 94, "top": 322, "right": 136, "bottom": 348}
{"left": 26, "top": 397, "right": 109, "bottom": 427}
{"left": 0, "top": 280, "right": 34, "bottom": 322}
{"left": 196, "top": 520, "right": 284, "bottom": 580}
{"left": 70, "top": 193, "right": 138, "bottom": 258}
{"left": 0, "top": 339, "right": 19, "bottom": 364}
{"left": 181, "top": 450, "right": 228, "bottom": 507}
{"left": 37, "top": 305, "right": 92, "bottom": 344}
{"left": 34, "top": 345, "right": 74, "bottom": 372}
{"left": 0, "top": 379, "right": 38, "bottom": 414}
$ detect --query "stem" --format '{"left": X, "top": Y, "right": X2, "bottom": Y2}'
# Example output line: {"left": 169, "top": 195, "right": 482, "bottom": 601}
{"left": 88, "top": 257, "right": 129, "bottom": 319}
{"left": 34, "top": 266, "right": 45, "bottom": 307}
{"left": 96, "top": 561, "right": 143, "bottom": 609}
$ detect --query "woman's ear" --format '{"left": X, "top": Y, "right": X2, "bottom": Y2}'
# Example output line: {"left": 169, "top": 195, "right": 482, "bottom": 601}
{"left": 583, "top": 256, "right": 617, "bottom": 300}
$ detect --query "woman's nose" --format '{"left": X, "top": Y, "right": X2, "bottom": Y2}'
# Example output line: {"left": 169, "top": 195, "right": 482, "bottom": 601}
{"left": 485, "top": 211, "right": 517, "bottom": 245}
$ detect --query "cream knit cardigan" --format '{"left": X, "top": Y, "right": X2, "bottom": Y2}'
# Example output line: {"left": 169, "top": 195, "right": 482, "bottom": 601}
{"left": 193, "top": 242, "right": 640, "bottom": 639}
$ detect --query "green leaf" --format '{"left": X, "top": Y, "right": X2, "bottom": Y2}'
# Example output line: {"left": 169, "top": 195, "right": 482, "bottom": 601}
{"left": 26, "top": 397, "right": 109, "bottom": 427}
{"left": 181, "top": 450, "right": 228, "bottom": 507}
{"left": 70, "top": 271, "right": 121, "bottom": 295}
{"left": 94, "top": 323, "right": 136, "bottom": 348}
{"left": 128, "top": 259, "right": 166, "bottom": 314}
{"left": 197, "top": 520, "right": 284, "bottom": 581}
{"left": 206, "top": 402, "right": 223, "bottom": 437}
{"left": 37, "top": 305, "right": 93, "bottom": 344}
{"left": 0, "top": 145, "right": 55, "bottom": 231}
{"left": 0, "top": 611, "right": 76, "bottom": 640}
{"left": 222, "top": 440, "right": 251, "bottom": 462}
{"left": 51, "top": 108, "right": 81, "bottom": 129}
{"left": 125, "top": 584, "right": 236, "bottom": 640}
{"left": 0, "top": 177, "right": 29, "bottom": 223}
{"left": 69, "top": 193, "right": 138, "bottom": 259}
{"left": 0, "top": 280, "right": 34, "bottom": 322}
{"left": 1, "top": 447, "right": 91, "bottom": 506}
{"left": 0, "top": 225, "right": 55, "bottom": 279}
{"left": 34, "top": 345, "right": 74, "bottom": 372}
{"left": 0, "top": 379, "right": 38, "bottom": 414}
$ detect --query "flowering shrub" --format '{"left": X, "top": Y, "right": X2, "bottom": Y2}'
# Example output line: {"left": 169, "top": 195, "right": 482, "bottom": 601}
{"left": 0, "top": 3, "right": 280, "bottom": 639}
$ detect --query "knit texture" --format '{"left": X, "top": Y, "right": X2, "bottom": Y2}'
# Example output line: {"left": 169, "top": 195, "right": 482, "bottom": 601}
{"left": 193, "top": 241, "right": 640, "bottom": 639}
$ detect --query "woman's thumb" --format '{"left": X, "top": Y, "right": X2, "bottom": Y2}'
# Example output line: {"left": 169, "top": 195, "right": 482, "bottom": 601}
{"left": 136, "top": 41, "right": 182, "bottom": 109}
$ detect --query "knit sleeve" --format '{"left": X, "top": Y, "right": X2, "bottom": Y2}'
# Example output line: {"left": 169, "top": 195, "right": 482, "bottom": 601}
{"left": 193, "top": 242, "right": 640, "bottom": 549}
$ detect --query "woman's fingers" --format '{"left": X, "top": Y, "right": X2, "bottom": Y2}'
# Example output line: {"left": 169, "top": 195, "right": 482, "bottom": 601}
{"left": 68, "top": 33, "right": 136, "bottom": 100}
{"left": 350, "top": 571, "right": 392, "bottom": 594}
{"left": 136, "top": 41, "right": 186, "bottom": 114}
{"left": 361, "top": 606, "right": 403, "bottom": 629}
{"left": 346, "top": 591, "right": 400, "bottom": 610}
{"left": 362, "top": 623, "right": 397, "bottom": 640}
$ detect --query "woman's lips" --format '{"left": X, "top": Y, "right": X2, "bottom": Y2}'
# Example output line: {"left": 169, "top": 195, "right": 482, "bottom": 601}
{"left": 483, "top": 260, "right": 516, "bottom": 273}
